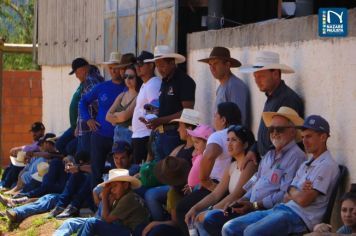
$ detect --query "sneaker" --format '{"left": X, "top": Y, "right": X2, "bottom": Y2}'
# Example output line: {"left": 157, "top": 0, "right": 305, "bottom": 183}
{"left": 56, "top": 205, "right": 79, "bottom": 219}
{"left": 6, "top": 209, "right": 17, "bottom": 222}
{"left": 47, "top": 206, "right": 65, "bottom": 218}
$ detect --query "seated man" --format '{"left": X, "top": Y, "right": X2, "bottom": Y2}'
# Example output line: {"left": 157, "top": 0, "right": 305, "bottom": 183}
{"left": 222, "top": 115, "right": 340, "bottom": 236}
{"left": 201, "top": 107, "right": 306, "bottom": 236}
{"left": 0, "top": 122, "right": 45, "bottom": 190}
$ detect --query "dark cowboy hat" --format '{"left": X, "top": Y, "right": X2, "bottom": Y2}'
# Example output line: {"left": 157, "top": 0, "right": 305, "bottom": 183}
{"left": 198, "top": 46, "right": 241, "bottom": 68}
{"left": 154, "top": 156, "right": 190, "bottom": 186}
{"left": 113, "top": 53, "right": 137, "bottom": 69}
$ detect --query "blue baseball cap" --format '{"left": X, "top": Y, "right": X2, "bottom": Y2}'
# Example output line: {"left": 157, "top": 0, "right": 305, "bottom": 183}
{"left": 299, "top": 115, "right": 330, "bottom": 134}
{"left": 111, "top": 141, "right": 132, "bottom": 154}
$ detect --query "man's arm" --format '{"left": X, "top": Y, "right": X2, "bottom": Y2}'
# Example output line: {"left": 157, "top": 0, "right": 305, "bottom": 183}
{"left": 286, "top": 185, "right": 319, "bottom": 207}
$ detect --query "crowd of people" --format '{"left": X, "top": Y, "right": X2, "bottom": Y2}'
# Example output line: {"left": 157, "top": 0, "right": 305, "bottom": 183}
{"left": 0, "top": 45, "right": 354, "bottom": 236}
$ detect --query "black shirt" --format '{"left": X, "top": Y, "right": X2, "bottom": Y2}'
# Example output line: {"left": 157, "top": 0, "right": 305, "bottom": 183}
{"left": 255, "top": 80, "right": 304, "bottom": 156}
{"left": 158, "top": 68, "right": 196, "bottom": 118}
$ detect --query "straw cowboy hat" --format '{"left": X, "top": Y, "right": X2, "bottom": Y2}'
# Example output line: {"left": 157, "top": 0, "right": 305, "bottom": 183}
{"left": 198, "top": 46, "right": 241, "bottom": 68}
{"left": 10, "top": 151, "right": 26, "bottom": 167}
{"left": 98, "top": 169, "right": 141, "bottom": 189}
{"left": 103, "top": 52, "right": 121, "bottom": 64}
{"left": 171, "top": 108, "right": 201, "bottom": 126}
{"left": 240, "top": 51, "right": 295, "bottom": 74}
{"left": 113, "top": 53, "right": 137, "bottom": 69}
{"left": 31, "top": 162, "right": 49, "bottom": 182}
{"left": 263, "top": 106, "right": 304, "bottom": 127}
{"left": 146, "top": 45, "right": 186, "bottom": 64}
{"left": 154, "top": 156, "right": 190, "bottom": 186}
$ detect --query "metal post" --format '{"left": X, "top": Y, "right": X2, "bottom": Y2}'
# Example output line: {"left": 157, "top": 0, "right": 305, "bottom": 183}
{"left": 0, "top": 38, "right": 4, "bottom": 167}
{"left": 207, "top": 0, "right": 222, "bottom": 30}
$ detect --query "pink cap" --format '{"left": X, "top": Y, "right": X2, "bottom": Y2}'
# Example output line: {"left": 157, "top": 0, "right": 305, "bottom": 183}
{"left": 187, "top": 124, "right": 214, "bottom": 140}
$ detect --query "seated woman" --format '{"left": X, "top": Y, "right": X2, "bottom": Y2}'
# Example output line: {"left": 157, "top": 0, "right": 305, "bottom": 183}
{"left": 176, "top": 102, "right": 242, "bottom": 235}
{"left": 314, "top": 192, "right": 356, "bottom": 234}
{"left": 106, "top": 64, "right": 142, "bottom": 144}
{"left": 185, "top": 125, "right": 256, "bottom": 236}
{"left": 142, "top": 156, "right": 191, "bottom": 236}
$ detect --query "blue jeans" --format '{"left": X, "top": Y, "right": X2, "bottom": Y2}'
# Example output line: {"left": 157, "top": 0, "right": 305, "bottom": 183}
{"left": 0, "top": 164, "right": 24, "bottom": 188}
{"left": 56, "top": 172, "right": 93, "bottom": 209}
{"left": 12, "top": 193, "right": 59, "bottom": 221}
{"left": 53, "top": 217, "right": 87, "bottom": 236}
{"left": 56, "top": 127, "right": 77, "bottom": 155}
{"left": 151, "top": 130, "right": 182, "bottom": 161}
{"left": 144, "top": 185, "right": 170, "bottom": 221}
{"left": 77, "top": 217, "right": 145, "bottom": 236}
{"left": 198, "top": 209, "right": 239, "bottom": 236}
{"left": 113, "top": 125, "right": 132, "bottom": 144}
{"left": 222, "top": 204, "right": 307, "bottom": 236}
{"left": 77, "top": 132, "right": 92, "bottom": 154}
{"left": 90, "top": 133, "right": 113, "bottom": 188}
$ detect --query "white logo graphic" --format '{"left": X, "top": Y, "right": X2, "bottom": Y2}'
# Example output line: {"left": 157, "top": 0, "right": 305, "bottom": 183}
{"left": 327, "top": 10, "right": 343, "bottom": 24}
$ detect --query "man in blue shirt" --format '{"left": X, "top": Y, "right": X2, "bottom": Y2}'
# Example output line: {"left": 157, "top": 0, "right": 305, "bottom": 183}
{"left": 79, "top": 53, "right": 136, "bottom": 188}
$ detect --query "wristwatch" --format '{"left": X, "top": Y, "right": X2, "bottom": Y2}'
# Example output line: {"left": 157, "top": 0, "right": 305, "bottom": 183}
{"left": 253, "top": 201, "right": 259, "bottom": 210}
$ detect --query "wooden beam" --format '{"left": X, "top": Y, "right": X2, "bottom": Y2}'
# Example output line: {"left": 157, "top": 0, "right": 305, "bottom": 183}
{"left": 0, "top": 43, "right": 36, "bottom": 54}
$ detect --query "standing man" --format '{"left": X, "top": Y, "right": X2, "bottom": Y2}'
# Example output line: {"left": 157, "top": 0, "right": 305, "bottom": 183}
{"left": 69, "top": 57, "right": 104, "bottom": 154}
{"left": 79, "top": 53, "right": 136, "bottom": 188}
{"left": 145, "top": 45, "right": 196, "bottom": 161}
{"left": 222, "top": 115, "right": 339, "bottom": 236}
{"left": 131, "top": 51, "right": 161, "bottom": 164}
{"left": 240, "top": 51, "right": 304, "bottom": 161}
{"left": 198, "top": 46, "right": 251, "bottom": 127}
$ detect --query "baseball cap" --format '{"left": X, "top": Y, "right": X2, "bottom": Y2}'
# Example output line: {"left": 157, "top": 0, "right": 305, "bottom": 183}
{"left": 69, "top": 57, "right": 89, "bottom": 75}
{"left": 298, "top": 115, "right": 330, "bottom": 135}
{"left": 111, "top": 141, "right": 132, "bottom": 154}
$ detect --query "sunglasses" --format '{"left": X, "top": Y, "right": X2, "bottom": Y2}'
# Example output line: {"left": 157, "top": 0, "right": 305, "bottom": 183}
{"left": 123, "top": 74, "right": 136, "bottom": 80}
{"left": 267, "top": 126, "right": 294, "bottom": 134}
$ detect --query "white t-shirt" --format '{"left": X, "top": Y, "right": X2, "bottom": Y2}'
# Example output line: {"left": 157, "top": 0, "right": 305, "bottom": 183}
{"left": 207, "top": 128, "right": 232, "bottom": 181}
{"left": 228, "top": 161, "right": 241, "bottom": 194}
{"left": 132, "top": 76, "right": 161, "bottom": 138}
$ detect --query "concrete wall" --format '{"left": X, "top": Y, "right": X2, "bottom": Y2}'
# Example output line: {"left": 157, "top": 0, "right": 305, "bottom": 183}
{"left": 1, "top": 71, "right": 42, "bottom": 167}
{"left": 187, "top": 9, "right": 356, "bottom": 184}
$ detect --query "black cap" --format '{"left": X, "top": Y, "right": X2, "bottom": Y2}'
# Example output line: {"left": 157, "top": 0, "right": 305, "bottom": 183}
{"left": 111, "top": 141, "right": 132, "bottom": 154}
{"left": 69, "top": 57, "right": 89, "bottom": 75}
{"left": 30, "top": 122, "right": 45, "bottom": 132}
{"left": 136, "top": 51, "right": 154, "bottom": 63}
{"left": 38, "top": 133, "right": 55, "bottom": 145}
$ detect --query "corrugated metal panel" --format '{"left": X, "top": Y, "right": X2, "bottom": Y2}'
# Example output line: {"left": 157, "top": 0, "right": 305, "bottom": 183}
{"left": 37, "top": 0, "right": 104, "bottom": 65}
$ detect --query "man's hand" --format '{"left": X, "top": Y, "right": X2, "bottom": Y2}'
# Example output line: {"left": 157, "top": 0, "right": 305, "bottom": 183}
{"left": 102, "top": 184, "right": 111, "bottom": 198}
{"left": 232, "top": 200, "right": 254, "bottom": 215}
{"left": 283, "top": 192, "right": 292, "bottom": 203}
{"left": 302, "top": 180, "right": 313, "bottom": 191}
{"left": 242, "top": 151, "right": 258, "bottom": 169}
{"left": 87, "top": 119, "right": 100, "bottom": 131}
{"left": 313, "top": 223, "right": 332, "bottom": 233}
{"left": 146, "top": 118, "right": 163, "bottom": 130}
{"left": 10, "top": 148, "right": 20, "bottom": 157}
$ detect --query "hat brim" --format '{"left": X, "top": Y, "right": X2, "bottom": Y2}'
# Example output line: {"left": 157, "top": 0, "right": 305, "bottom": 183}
{"left": 239, "top": 64, "right": 295, "bottom": 74}
{"left": 10, "top": 156, "right": 26, "bottom": 167}
{"left": 113, "top": 62, "right": 134, "bottom": 69}
{"left": 68, "top": 70, "right": 75, "bottom": 75}
{"left": 98, "top": 176, "right": 141, "bottom": 189}
{"left": 170, "top": 118, "right": 199, "bottom": 126}
{"left": 31, "top": 172, "right": 43, "bottom": 182}
{"left": 198, "top": 56, "right": 242, "bottom": 68}
{"left": 146, "top": 54, "right": 186, "bottom": 64}
{"left": 187, "top": 129, "right": 208, "bottom": 140}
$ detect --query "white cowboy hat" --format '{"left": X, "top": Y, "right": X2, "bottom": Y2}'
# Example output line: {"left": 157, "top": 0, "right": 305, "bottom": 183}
{"left": 171, "top": 108, "right": 201, "bottom": 126}
{"left": 98, "top": 169, "right": 141, "bottom": 189}
{"left": 31, "top": 162, "right": 49, "bottom": 182}
{"left": 146, "top": 45, "right": 186, "bottom": 64}
{"left": 103, "top": 52, "right": 121, "bottom": 64}
{"left": 263, "top": 106, "right": 304, "bottom": 127}
{"left": 10, "top": 151, "right": 26, "bottom": 167}
{"left": 240, "top": 51, "right": 295, "bottom": 74}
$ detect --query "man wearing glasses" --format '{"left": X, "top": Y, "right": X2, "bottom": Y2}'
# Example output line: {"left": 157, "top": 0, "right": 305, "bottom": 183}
{"left": 131, "top": 51, "right": 161, "bottom": 164}
{"left": 204, "top": 106, "right": 306, "bottom": 235}
{"left": 222, "top": 115, "right": 339, "bottom": 236}
{"left": 79, "top": 53, "right": 136, "bottom": 188}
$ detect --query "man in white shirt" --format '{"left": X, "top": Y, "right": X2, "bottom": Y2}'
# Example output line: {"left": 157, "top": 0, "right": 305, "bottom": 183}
{"left": 132, "top": 51, "right": 162, "bottom": 164}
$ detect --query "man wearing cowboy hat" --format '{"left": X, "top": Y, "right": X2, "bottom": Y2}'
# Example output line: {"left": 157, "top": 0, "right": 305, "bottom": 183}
{"left": 198, "top": 106, "right": 306, "bottom": 235}
{"left": 79, "top": 53, "right": 136, "bottom": 188}
{"left": 222, "top": 115, "right": 339, "bottom": 236}
{"left": 240, "top": 51, "right": 304, "bottom": 163}
{"left": 131, "top": 50, "right": 162, "bottom": 164}
{"left": 199, "top": 46, "right": 251, "bottom": 127}
{"left": 145, "top": 45, "right": 196, "bottom": 160}
{"left": 76, "top": 169, "right": 149, "bottom": 236}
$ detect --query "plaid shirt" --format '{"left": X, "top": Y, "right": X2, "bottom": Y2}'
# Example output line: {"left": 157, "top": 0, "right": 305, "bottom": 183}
{"left": 77, "top": 65, "right": 104, "bottom": 136}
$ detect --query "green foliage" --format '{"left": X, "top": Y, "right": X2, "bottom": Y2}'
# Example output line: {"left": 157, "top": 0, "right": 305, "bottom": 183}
{"left": 0, "top": 0, "right": 39, "bottom": 70}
